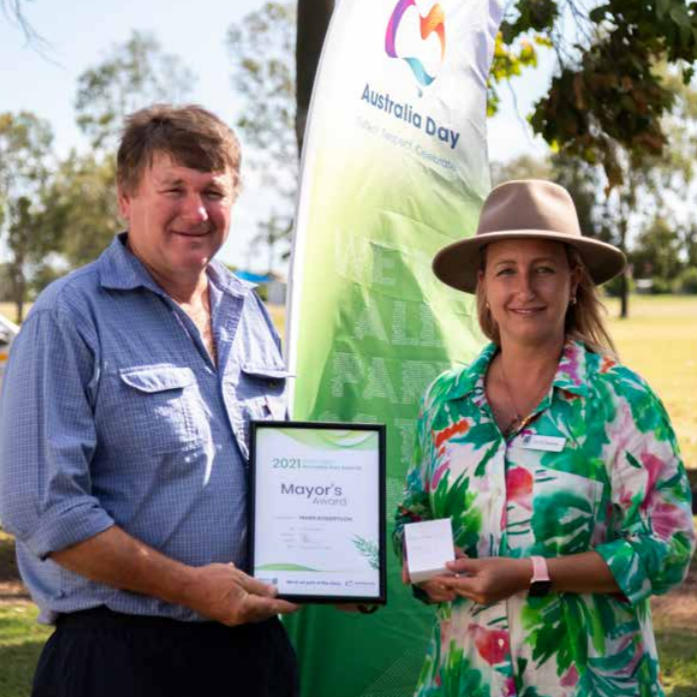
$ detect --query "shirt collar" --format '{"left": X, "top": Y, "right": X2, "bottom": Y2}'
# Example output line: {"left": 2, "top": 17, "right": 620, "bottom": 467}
{"left": 441, "top": 337, "right": 590, "bottom": 403}
{"left": 552, "top": 338, "right": 590, "bottom": 397}
{"left": 98, "top": 232, "right": 251, "bottom": 299}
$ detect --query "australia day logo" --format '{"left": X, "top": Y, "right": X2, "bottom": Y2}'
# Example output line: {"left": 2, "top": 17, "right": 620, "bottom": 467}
{"left": 385, "top": 0, "right": 446, "bottom": 96}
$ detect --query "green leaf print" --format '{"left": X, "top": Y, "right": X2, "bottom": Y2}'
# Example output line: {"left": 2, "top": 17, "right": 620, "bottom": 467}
{"left": 459, "top": 422, "right": 500, "bottom": 450}
{"left": 532, "top": 489, "right": 596, "bottom": 555}
{"left": 522, "top": 595, "right": 579, "bottom": 675}
{"left": 431, "top": 471, "right": 482, "bottom": 553}
{"left": 423, "top": 646, "right": 491, "bottom": 697}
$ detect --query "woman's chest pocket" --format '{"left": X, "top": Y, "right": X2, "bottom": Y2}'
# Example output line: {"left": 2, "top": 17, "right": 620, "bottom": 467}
{"left": 99, "top": 365, "right": 209, "bottom": 455}
{"left": 530, "top": 464, "right": 604, "bottom": 556}
{"left": 508, "top": 435, "right": 604, "bottom": 555}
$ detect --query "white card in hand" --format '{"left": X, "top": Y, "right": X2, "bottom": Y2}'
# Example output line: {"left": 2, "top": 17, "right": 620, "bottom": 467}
{"left": 404, "top": 519, "right": 455, "bottom": 584}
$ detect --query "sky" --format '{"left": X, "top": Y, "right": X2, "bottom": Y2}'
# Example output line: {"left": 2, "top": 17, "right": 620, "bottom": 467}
{"left": 0, "top": 0, "right": 553, "bottom": 272}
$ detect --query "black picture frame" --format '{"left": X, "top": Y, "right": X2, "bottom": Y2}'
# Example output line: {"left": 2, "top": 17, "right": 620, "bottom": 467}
{"left": 248, "top": 420, "right": 387, "bottom": 605}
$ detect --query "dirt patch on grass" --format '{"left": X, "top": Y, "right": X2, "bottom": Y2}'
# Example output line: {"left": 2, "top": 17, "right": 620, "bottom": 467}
{"left": 0, "top": 582, "right": 30, "bottom": 605}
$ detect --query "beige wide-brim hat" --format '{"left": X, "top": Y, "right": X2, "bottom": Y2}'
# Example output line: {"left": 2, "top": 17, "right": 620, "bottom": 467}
{"left": 433, "top": 179, "right": 627, "bottom": 293}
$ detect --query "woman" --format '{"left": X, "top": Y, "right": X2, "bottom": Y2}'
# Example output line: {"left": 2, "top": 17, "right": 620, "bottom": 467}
{"left": 394, "top": 180, "right": 695, "bottom": 697}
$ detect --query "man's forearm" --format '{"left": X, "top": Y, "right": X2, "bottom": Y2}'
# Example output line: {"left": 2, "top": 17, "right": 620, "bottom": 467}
{"left": 50, "top": 525, "right": 196, "bottom": 607}
{"left": 49, "top": 526, "right": 299, "bottom": 625}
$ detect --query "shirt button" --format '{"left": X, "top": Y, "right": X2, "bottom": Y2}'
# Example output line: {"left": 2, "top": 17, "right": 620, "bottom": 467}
{"left": 498, "top": 639, "right": 505, "bottom": 648}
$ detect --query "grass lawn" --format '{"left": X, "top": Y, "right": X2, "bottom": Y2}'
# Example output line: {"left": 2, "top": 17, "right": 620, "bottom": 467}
{"left": 0, "top": 605, "right": 51, "bottom": 697}
{"left": 604, "top": 295, "right": 697, "bottom": 470}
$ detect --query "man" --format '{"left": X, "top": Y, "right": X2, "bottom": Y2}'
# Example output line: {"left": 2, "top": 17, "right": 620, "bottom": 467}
{"left": 0, "top": 104, "right": 299, "bottom": 697}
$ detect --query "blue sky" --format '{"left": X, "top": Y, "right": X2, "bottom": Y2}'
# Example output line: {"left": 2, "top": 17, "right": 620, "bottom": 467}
{"left": 0, "top": 0, "right": 552, "bottom": 271}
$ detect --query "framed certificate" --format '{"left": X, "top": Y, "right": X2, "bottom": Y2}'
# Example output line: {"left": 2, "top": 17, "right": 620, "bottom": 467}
{"left": 249, "top": 421, "right": 386, "bottom": 604}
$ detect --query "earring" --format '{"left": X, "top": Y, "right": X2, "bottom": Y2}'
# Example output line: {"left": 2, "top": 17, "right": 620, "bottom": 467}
{"left": 570, "top": 297, "right": 577, "bottom": 306}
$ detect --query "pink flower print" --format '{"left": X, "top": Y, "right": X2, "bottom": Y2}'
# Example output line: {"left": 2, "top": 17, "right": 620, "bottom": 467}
{"left": 503, "top": 676, "right": 517, "bottom": 696}
{"left": 439, "top": 618, "right": 452, "bottom": 649}
{"left": 606, "top": 399, "right": 636, "bottom": 456}
{"left": 506, "top": 467, "right": 533, "bottom": 511}
{"left": 561, "top": 665, "right": 579, "bottom": 687}
{"left": 431, "top": 460, "right": 450, "bottom": 491}
{"left": 558, "top": 345, "right": 582, "bottom": 385}
{"left": 468, "top": 625, "right": 510, "bottom": 666}
{"left": 640, "top": 452, "right": 666, "bottom": 511}
{"left": 651, "top": 501, "right": 692, "bottom": 540}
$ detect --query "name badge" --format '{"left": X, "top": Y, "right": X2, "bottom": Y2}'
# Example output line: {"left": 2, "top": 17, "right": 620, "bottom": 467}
{"left": 520, "top": 434, "right": 566, "bottom": 452}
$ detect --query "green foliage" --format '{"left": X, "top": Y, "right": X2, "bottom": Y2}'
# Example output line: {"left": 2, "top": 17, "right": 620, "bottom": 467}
{"left": 227, "top": 3, "right": 298, "bottom": 268}
{"left": 603, "top": 274, "right": 635, "bottom": 298}
{"left": 41, "top": 152, "right": 120, "bottom": 270}
{"left": 491, "top": 0, "right": 697, "bottom": 188}
{"left": 631, "top": 217, "right": 684, "bottom": 282}
{"left": 675, "top": 266, "right": 697, "bottom": 293}
{"left": 0, "top": 111, "right": 58, "bottom": 320}
{"left": 75, "top": 31, "right": 195, "bottom": 153}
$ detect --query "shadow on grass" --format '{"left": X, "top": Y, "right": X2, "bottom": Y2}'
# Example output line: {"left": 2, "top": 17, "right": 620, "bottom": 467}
{"left": 0, "top": 639, "right": 45, "bottom": 697}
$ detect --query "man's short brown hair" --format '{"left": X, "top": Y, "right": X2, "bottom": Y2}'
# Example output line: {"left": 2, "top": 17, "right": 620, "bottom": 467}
{"left": 117, "top": 104, "right": 242, "bottom": 197}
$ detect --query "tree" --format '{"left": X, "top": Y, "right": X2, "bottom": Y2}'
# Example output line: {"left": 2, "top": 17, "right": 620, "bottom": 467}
{"left": 227, "top": 3, "right": 298, "bottom": 268}
{"left": 40, "top": 153, "right": 120, "bottom": 269}
{"left": 0, "top": 0, "right": 46, "bottom": 48}
{"left": 496, "top": 1, "right": 697, "bottom": 190}
{"left": 32, "top": 32, "right": 198, "bottom": 272}
{"left": 631, "top": 215, "right": 684, "bottom": 285}
{"left": 0, "top": 111, "right": 57, "bottom": 321}
{"left": 75, "top": 30, "right": 195, "bottom": 153}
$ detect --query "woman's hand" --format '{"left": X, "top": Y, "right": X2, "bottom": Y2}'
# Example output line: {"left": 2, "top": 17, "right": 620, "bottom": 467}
{"left": 440, "top": 556, "right": 532, "bottom": 605}
{"left": 402, "top": 557, "right": 457, "bottom": 604}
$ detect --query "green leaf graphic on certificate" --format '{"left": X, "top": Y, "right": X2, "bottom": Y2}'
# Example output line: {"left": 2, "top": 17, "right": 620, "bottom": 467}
{"left": 271, "top": 429, "right": 378, "bottom": 451}
{"left": 352, "top": 536, "right": 379, "bottom": 570}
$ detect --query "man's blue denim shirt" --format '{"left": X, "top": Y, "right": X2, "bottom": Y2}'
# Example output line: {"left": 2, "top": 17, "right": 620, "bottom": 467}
{"left": 0, "top": 234, "right": 289, "bottom": 623}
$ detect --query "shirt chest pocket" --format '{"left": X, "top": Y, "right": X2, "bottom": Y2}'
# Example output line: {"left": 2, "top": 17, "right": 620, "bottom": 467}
{"left": 226, "top": 364, "right": 289, "bottom": 458}
{"left": 112, "top": 366, "right": 208, "bottom": 455}
{"left": 531, "top": 466, "right": 604, "bottom": 556}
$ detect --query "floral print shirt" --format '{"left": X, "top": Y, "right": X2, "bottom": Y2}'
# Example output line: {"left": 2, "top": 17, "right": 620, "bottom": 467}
{"left": 394, "top": 339, "right": 695, "bottom": 697}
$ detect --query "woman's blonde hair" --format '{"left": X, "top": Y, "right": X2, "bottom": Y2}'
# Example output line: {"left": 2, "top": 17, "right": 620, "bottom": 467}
{"left": 475, "top": 244, "right": 618, "bottom": 356}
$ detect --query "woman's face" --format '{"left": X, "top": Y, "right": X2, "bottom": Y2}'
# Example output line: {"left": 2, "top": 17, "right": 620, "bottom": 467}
{"left": 478, "top": 238, "right": 580, "bottom": 349}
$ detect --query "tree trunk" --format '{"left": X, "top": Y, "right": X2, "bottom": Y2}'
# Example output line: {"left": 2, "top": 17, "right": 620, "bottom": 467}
{"left": 619, "top": 271, "right": 628, "bottom": 319}
{"left": 295, "top": 0, "right": 335, "bottom": 156}
{"left": 618, "top": 189, "right": 631, "bottom": 320}
{"left": 11, "top": 263, "right": 25, "bottom": 324}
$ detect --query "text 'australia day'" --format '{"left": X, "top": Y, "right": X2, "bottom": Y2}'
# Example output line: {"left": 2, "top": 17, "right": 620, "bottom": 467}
{"left": 361, "top": 83, "right": 461, "bottom": 150}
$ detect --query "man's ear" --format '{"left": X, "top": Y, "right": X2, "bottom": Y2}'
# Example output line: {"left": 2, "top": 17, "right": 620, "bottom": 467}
{"left": 117, "top": 186, "right": 131, "bottom": 220}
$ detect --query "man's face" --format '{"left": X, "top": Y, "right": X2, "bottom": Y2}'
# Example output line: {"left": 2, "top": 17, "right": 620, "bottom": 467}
{"left": 118, "top": 151, "right": 236, "bottom": 281}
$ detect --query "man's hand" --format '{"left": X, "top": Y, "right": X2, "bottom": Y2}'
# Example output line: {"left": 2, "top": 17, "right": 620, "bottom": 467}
{"left": 440, "top": 556, "right": 531, "bottom": 605}
{"left": 182, "top": 563, "right": 299, "bottom": 626}
{"left": 51, "top": 527, "right": 300, "bottom": 625}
